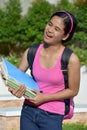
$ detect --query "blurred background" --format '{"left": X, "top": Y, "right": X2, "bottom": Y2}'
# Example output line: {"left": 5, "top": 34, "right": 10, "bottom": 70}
{"left": 0, "top": 0, "right": 87, "bottom": 130}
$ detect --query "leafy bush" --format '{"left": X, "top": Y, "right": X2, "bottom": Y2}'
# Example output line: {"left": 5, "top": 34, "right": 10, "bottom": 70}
{"left": 71, "top": 47, "right": 87, "bottom": 65}
{"left": 73, "top": 32, "right": 87, "bottom": 49}
{"left": 56, "top": 0, "right": 74, "bottom": 12}
{"left": 73, "top": 5, "right": 87, "bottom": 49}
{"left": 0, "top": 0, "right": 21, "bottom": 44}
{"left": 6, "top": 54, "right": 20, "bottom": 66}
{"left": 17, "top": 0, "right": 55, "bottom": 47}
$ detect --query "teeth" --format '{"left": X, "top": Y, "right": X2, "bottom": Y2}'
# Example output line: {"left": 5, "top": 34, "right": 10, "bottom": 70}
{"left": 47, "top": 33, "right": 52, "bottom": 38}
{"left": 48, "top": 36, "right": 52, "bottom": 38}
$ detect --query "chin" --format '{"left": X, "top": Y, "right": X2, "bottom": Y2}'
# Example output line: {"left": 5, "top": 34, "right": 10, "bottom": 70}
{"left": 44, "top": 38, "right": 51, "bottom": 44}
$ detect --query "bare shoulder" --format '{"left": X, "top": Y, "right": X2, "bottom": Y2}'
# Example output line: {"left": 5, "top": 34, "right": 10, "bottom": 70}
{"left": 24, "top": 48, "right": 29, "bottom": 54}
{"left": 70, "top": 52, "right": 80, "bottom": 64}
{"left": 68, "top": 52, "right": 80, "bottom": 69}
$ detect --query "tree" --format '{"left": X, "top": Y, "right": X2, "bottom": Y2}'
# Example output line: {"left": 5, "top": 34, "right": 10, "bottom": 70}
{"left": 0, "top": 0, "right": 21, "bottom": 54}
{"left": 17, "top": 0, "right": 55, "bottom": 47}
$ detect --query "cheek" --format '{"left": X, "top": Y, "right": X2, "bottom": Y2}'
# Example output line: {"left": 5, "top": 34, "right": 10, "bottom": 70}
{"left": 54, "top": 32, "right": 61, "bottom": 38}
{"left": 55, "top": 31, "right": 64, "bottom": 37}
{"left": 54, "top": 34, "right": 64, "bottom": 42}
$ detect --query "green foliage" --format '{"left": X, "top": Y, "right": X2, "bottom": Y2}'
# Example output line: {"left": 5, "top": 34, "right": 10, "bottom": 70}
{"left": 17, "top": 0, "right": 55, "bottom": 47}
{"left": 6, "top": 54, "right": 20, "bottom": 66}
{"left": 73, "top": 5, "right": 87, "bottom": 49}
{"left": 0, "top": 9, "right": 6, "bottom": 42}
{"left": 0, "top": 0, "right": 21, "bottom": 44}
{"left": 74, "top": 6, "right": 87, "bottom": 32}
{"left": 56, "top": 0, "right": 75, "bottom": 12}
{"left": 63, "top": 123, "right": 87, "bottom": 130}
{"left": 72, "top": 32, "right": 87, "bottom": 49}
{"left": 73, "top": 0, "right": 87, "bottom": 6}
{"left": 72, "top": 47, "right": 87, "bottom": 65}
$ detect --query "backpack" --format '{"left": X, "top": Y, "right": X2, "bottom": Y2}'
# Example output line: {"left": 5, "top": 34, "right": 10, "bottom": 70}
{"left": 27, "top": 44, "right": 74, "bottom": 120}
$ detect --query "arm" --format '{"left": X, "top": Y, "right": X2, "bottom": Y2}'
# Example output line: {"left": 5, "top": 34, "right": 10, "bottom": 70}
{"left": 18, "top": 48, "right": 29, "bottom": 71}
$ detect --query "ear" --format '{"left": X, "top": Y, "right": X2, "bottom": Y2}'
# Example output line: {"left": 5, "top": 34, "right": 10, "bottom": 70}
{"left": 62, "top": 33, "right": 69, "bottom": 41}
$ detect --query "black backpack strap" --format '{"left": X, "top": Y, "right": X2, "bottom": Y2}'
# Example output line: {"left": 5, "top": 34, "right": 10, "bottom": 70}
{"left": 27, "top": 44, "right": 40, "bottom": 77}
{"left": 61, "top": 47, "right": 73, "bottom": 89}
{"left": 61, "top": 47, "right": 73, "bottom": 115}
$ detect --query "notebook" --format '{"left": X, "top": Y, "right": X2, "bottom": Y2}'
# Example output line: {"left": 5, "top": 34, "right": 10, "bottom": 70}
{"left": 1, "top": 58, "right": 39, "bottom": 98}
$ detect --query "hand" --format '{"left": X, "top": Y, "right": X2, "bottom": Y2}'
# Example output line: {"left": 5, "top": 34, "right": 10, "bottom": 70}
{"left": 24, "top": 90, "right": 46, "bottom": 106}
{"left": 8, "top": 85, "right": 26, "bottom": 98}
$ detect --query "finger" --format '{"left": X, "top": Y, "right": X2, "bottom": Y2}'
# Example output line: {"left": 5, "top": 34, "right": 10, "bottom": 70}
{"left": 24, "top": 95, "right": 30, "bottom": 100}
{"left": 12, "top": 85, "right": 26, "bottom": 98}
{"left": 8, "top": 87, "right": 14, "bottom": 91}
{"left": 8, "top": 87, "right": 15, "bottom": 94}
{"left": 12, "top": 89, "right": 23, "bottom": 98}
{"left": 14, "top": 85, "right": 26, "bottom": 93}
{"left": 31, "top": 89, "right": 38, "bottom": 94}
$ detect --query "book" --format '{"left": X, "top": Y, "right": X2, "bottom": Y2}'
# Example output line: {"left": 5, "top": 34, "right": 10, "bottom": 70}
{"left": 0, "top": 58, "right": 39, "bottom": 98}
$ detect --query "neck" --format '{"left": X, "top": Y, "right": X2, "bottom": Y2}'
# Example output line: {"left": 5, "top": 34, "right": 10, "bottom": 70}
{"left": 43, "top": 43, "right": 64, "bottom": 52}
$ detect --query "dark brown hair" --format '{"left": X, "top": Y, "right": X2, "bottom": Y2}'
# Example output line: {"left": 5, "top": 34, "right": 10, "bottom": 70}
{"left": 51, "top": 10, "right": 77, "bottom": 42}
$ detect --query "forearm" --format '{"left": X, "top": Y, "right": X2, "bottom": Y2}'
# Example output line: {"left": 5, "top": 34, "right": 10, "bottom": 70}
{"left": 43, "top": 88, "right": 78, "bottom": 102}
{"left": 18, "top": 49, "right": 29, "bottom": 72}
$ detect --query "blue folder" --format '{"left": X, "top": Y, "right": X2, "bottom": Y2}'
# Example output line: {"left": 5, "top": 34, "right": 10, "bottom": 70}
{"left": 2, "top": 59, "right": 39, "bottom": 92}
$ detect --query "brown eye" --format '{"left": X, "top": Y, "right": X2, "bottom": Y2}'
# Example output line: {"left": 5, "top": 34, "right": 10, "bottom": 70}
{"left": 48, "top": 21, "right": 52, "bottom": 26}
{"left": 55, "top": 27, "right": 60, "bottom": 31}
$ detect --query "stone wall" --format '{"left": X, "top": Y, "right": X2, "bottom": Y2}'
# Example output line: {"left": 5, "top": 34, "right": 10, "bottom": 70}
{"left": 0, "top": 116, "right": 20, "bottom": 130}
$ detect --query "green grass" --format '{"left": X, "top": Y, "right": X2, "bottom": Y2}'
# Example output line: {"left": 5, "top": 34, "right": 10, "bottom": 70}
{"left": 63, "top": 123, "right": 87, "bottom": 130}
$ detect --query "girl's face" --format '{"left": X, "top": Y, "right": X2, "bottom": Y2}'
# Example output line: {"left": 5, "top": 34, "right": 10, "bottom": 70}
{"left": 44, "top": 16, "right": 68, "bottom": 45}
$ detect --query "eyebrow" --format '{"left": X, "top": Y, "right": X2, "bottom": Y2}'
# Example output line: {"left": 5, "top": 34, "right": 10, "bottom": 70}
{"left": 49, "top": 20, "right": 62, "bottom": 31}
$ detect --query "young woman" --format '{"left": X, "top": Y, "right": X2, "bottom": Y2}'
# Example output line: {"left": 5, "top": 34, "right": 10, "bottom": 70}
{"left": 8, "top": 10, "right": 80, "bottom": 130}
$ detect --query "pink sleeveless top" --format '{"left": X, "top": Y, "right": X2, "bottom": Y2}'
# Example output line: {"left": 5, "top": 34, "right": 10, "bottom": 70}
{"left": 33, "top": 44, "right": 65, "bottom": 115}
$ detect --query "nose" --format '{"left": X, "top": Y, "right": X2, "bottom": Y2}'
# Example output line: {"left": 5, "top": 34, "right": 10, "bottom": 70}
{"left": 48, "top": 26, "right": 54, "bottom": 33}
